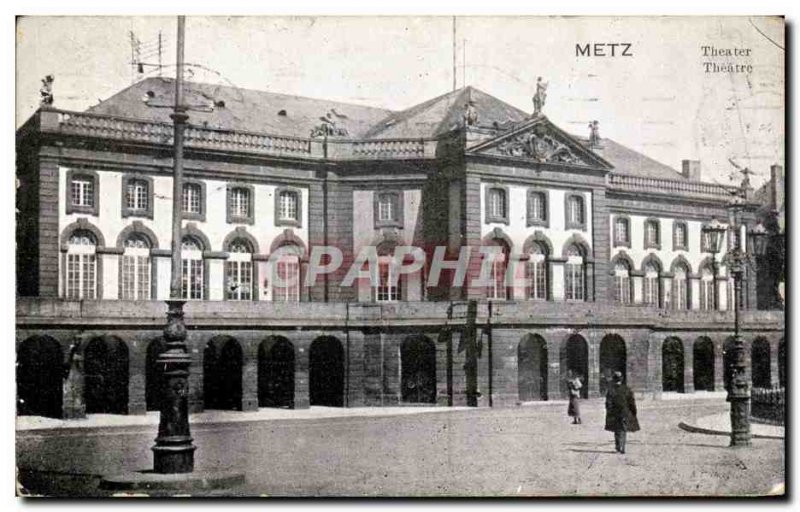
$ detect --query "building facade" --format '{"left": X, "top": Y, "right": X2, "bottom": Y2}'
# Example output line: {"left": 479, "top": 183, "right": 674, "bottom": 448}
{"left": 16, "top": 78, "right": 785, "bottom": 419}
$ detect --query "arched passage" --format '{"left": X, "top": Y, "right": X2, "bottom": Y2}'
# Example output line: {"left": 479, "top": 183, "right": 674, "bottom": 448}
{"left": 401, "top": 336, "right": 437, "bottom": 404}
{"left": 258, "top": 337, "right": 295, "bottom": 408}
{"left": 204, "top": 336, "right": 243, "bottom": 411}
{"left": 145, "top": 338, "right": 166, "bottom": 411}
{"left": 309, "top": 336, "right": 345, "bottom": 407}
{"left": 751, "top": 338, "right": 771, "bottom": 388}
{"left": 518, "top": 334, "right": 548, "bottom": 402}
{"left": 778, "top": 339, "right": 785, "bottom": 387}
{"left": 84, "top": 336, "right": 129, "bottom": 414}
{"left": 693, "top": 337, "right": 715, "bottom": 391}
{"left": 662, "top": 337, "right": 684, "bottom": 393}
{"left": 17, "top": 336, "right": 63, "bottom": 418}
{"left": 599, "top": 335, "right": 627, "bottom": 395}
{"left": 562, "top": 335, "right": 588, "bottom": 398}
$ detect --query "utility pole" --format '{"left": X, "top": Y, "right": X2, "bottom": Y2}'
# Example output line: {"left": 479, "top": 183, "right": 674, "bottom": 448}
{"left": 152, "top": 14, "right": 196, "bottom": 474}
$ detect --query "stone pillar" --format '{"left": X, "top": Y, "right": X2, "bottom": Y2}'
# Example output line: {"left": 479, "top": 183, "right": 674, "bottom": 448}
{"left": 186, "top": 331, "right": 205, "bottom": 413}
{"left": 36, "top": 143, "right": 61, "bottom": 298}
{"left": 346, "top": 329, "right": 366, "bottom": 407}
{"left": 770, "top": 337, "right": 780, "bottom": 387}
{"left": 363, "top": 328, "right": 383, "bottom": 406}
{"left": 587, "top": 334, "right": 600, "bottom": 398}
{"left": 477, "top": 326, "right": 491, "bottom": 407}
{"left": 546, "top": 338, "right": 562, "bottom": 401}
{"left": 683, "top": 338, "right": 694, "bottom": 394}
{"left": 435, "top": 328, "right": 452, "bottom": 406}
{"left": 127, "top": 337, "right": 147, "bottom": 415}
{"left": 713, "top": 338, "right": 726, "bottom": 392}
{"left": 463, "top": 174, "right": 485, "bottom": 300}
{"left": 307, "top": 180, "right": 326, "bottom": 302}
{"left": 383, "top": 333, "right": 401, "bottom": 405}
{"left": 591, "top": 188, "right": 610, "bottom": 302}
{"left": 649, "top": 334, "right": 663, "bottom": 399}
{"left": 241, "top": 340, "right": 259, "bottom": 412}
{"left": 293, "top": 336, "right": 310, "bottom": 409}
{"left": 63, "top": 338, "right": 86, "bottom": 419}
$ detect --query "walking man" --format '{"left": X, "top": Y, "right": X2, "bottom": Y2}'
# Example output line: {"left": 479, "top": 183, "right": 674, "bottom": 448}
{"left": 604, "top": 371, "right": 639, "bottom": 453}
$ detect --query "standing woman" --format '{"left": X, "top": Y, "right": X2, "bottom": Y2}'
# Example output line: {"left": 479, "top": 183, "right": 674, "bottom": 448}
{"left": 567, "top": 371, "right": 583, "bottom": 424}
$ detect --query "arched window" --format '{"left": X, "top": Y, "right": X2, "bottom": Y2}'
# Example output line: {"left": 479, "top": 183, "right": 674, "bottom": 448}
{"left": 614, "top": 260, "right": 632, "bottom": 304}
{"left": 699, "top": 264, "right": 715, "bottom": 310}
{"left": 272, "top": 245, "right": 301, "bottom": 302}
{"left": 181, "top": 236, "right": 204, "bottom": 300}
{"left": 526, "top": 243, "right": 547, "bottom": 300}
{"left": 672, "top": 263, "right": 689, "bottom": 310}
{"left": 225, "top": 239, "right": 253, "bottom": 301}
{"left": 564, "top": 244, "right": 585, "bottom": 301}
{"left": 65, "top": 230, "right": 97, "bottom": 299}
{"left": 643, "top": 262, "right": 661, "bottom": 307}
{"left": 120, "top": 234, "right": 151, "bottom": 299}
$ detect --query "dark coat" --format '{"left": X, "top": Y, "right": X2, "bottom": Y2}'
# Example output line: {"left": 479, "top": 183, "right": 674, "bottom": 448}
{"left": 604, "top": 383, "right": 640, "bottom": 432}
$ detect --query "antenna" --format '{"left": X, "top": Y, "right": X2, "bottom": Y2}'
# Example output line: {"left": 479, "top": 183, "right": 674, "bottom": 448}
{"left": 130, "top": 30, "right": 167, "bottom": 83}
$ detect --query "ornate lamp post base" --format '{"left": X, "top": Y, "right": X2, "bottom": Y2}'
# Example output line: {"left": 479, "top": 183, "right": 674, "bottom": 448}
{"left": 728, "top": 334, "right": 752, "bottom": 447}
{"left": 152, "top": 299, "right": 196, "bottom": 473}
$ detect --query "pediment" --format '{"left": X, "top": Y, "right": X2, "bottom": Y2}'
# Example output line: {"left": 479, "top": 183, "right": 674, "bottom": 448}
{"left": 466, "top": 117, "right": 613, "bottom": 170}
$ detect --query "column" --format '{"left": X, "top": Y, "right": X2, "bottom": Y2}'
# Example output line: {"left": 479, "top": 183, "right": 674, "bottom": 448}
{"left": 713, "top": 338, "right": 725, "bottom": 392}
{"left": 591, "top": 188, "right": 610, "bottom": 302}
{"left": 770, "top": 337, "right": 780, "bottom": 387}
{"left": 683, "top": 338, "right": 695, "bottom": 394}
{"left": 587, "top": 334, "right": 600, "bottom": 398}
{"left": 546, "top": 338, "right": 562, "bottom": 400}
{"left": 293, "top": 333, "right": 311, "bottom": 409}
{"left": 240, "top": 339, "right": 259, "bottom": 412}
{"left": 127, "top": 336, "right": 147, "bottom": 415}
{"left": 383, "top": 333, "right": 401, "bottom": 405}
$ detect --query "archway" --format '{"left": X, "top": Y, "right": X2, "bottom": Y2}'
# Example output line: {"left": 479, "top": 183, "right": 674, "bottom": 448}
{"left": 258, "top": 337, "right": 295, "bottom": 408}
{"left": 309, "top": 336, "right": 345, "bottom": 407}
{"left": 562, "top": 335, "right": 588, "bottom": 398}
{"left": 17, "top": 336, "right": 63, "bottom": 418}
{"left": 145, "top": 338, "right": 166, "bottom": 411}
{"left": 599, "top": 335, "right": 627, "bottom": 395}
{"left": 84, "top": 336, "right": 129, "bottom": 414}
{"left": 693, "top": 337, "right": 715, "bottom": 391}
{"left": 662, "top": 337, "right": 684, "bottom": 393}
{"left": 518, "top": 334, "right": 548, "bottom": 402}
{"left": 778, "top": 339, "right": 785, "bottom": 387}
{"left": 401, "top": 336, "right": 437, "bottom": 404}
{"left": 204, "top": 336, "right": 243, "bottom": 411}
{"left": 751, "top": 338, "right": 771, "bottom": 388}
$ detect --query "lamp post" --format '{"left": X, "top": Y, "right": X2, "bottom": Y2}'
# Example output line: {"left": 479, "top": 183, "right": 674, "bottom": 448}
{"left": 712, "top": 196, "right": 768, "bottom": 448}
{"left": 702, "top": 218, "right": 726, "bottom": 310}
{"left": 152, "top": 15, "right": 196, "bottom": 473}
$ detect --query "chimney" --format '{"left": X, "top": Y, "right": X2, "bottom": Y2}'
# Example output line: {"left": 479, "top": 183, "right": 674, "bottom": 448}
{"left": 770, "top": 164, "right": 784, "bottom": 211}
{"left": 681, "top": 160, "right": 702, "bottom": 181}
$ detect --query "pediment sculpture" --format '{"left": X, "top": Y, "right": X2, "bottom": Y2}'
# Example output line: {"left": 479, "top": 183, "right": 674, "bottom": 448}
{"left": 494, "top": 126, "right": 584, "bottom": 165}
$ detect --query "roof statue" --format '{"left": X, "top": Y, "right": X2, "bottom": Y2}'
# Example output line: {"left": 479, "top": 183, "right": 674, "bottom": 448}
{"left": 40, "top": 75, "right": 54, "bottom": 107}
{"left": 532, "top": 77, "right": 547, "bottom": 116}
{"left": 588, "top": 120, "right": 601, "bottom": 148}
{"left": 310, "top": 110, "right": 349, "bottom": 138}
{"left": 463, "top": 101, "right": 478, "bottom": 126}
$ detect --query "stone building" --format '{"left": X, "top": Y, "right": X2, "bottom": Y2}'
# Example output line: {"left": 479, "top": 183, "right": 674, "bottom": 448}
{"left": 15, "top": 77, "right": 784, "bottom": 419}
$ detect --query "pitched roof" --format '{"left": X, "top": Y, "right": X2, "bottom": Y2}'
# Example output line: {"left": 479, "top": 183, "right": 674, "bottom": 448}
{"left": 86, "top": 77, "right": 393, "bottom": 138}
{"left": 363, "top": 86, "right": 529, "bottom": 139}
{"left": 570, "top": 135, "right": 685, "bottom": 180}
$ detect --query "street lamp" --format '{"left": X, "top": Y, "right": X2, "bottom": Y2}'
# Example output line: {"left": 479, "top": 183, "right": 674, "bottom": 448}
{"left": 702, "top": 218, "right": 727, "bottom": 310}
{"left": 720, "top": 200, "right": 768, "bottom": 447}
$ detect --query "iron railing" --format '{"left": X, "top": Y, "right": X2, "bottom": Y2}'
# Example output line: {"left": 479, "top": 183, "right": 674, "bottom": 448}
{"left": 750, "top": 385, "right": 785, "bottom": 425}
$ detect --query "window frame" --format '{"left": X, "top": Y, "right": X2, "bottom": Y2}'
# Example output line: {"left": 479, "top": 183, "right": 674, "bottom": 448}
{"left": 272, "top": 251, "right": 302, "bottom": 303}
{"left": 65, "top": 169, "right": 100, "bottom": 216}
{"left": 484, "top": 185, "right": 510, "bottom": 225}
{"left": 274, "top": 187, "right": 304, "bottom": 228}
{"left": 644, "top": 218, "right": 661, "bottom": 250}
{"left": 564, "top": 193, "right": 586, "bottom": 230}
{"left": 564, "top": 245, "right": 586, "bottom": 302}
{"left": 181, "top": 180, "right": 206, "bottom": 222}
{"left": 121, "top": 174, "right": 154, "bottom": 219}
{"left": 672, "top": 221, "right": 688, "bottom": 251}
{"left": 373, "top": 190, "right": 404, "bottom": 228}
{"left": 226, "top": 183, "right": 255, "bottom": 225}
{"left": 612, "top": 215, "right": 631, "bottom": 248}
{"left": 526, "top": 189, "right": 549, "bottom": 227}
{"left": 526, "top": 244, "right": 548, "bottom": 300}
{"left": 63, "top": 230, "right": 98, "bottom": 300}
{"left": 119, "top": 234, "right": 152, "bottom": 300}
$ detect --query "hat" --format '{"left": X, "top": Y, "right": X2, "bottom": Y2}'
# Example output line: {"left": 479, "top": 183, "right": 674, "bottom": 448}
{"left": 612, "top": 371, "right": 623, "bottom": 382}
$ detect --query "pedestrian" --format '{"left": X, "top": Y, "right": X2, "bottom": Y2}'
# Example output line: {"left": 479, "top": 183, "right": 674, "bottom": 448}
{"left": 567, "top": 371, "right": 582, "bottom": 424}
{"left": 604, "top": 371, "right": 640, "bottom": 454}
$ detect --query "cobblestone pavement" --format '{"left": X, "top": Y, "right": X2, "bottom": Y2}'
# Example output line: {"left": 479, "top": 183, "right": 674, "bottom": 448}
{"left": 16, "top": 397, "right": 785, "bottom": 497}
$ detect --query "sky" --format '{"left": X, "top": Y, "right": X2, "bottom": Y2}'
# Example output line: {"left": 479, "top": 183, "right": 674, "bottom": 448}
{"left": 15, "top": 15, "right": 785, "bottom": 187}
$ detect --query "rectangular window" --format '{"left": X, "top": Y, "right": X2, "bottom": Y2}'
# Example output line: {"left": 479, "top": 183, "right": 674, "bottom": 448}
{"left": 225, "top": 260, "right": 253, "bottom": 301}
{"left": 378, "top": 195, "right": 395, "bottom": 222}
{"left": 66, "top": 253, "right": 96, "bottom": 299}
{"left": 182, "top": 258, "right": 203, "bottom": 300}
{"left": 674, "top": 224, "right": 687, "bottom": 249}
{"left": 527, "top": 260, "right": 546, "bottom": 300}
{"left": 529, "top": 192, "right": 545, "bottom": 222}
{"left": 646, "top": 221, "right": 659, "bottom": 246}
{"left": 121, "top": 255, "right": 150, "bottom": 300}
{"left": 375, "top": 261, "right": 401, "bottom": 302}
{"left": 71, "top": 178, "right": 94, "bottom": 207}
{"left": 279, "top": 191, "right": 299, "bottom": 221}
{"left": 126, "top": 180, "right": 148, "bottom": 211}
{"left": 230, "top": 188, "right": 250, "bottom": 218}
{"left": 182, "top": 183, "right": 201, "bottom": 214}
{"left": 565, "top": 263, "right": 584, "bottom": 301}
{"left": 273, "top": 258, "right": 300, "bottom": 302}
{"left": 673, "top": 280, "right": 687, "bottom": 310}
{"left": 643, "top": 277, "right": 659, "bottom": 307}
{"left": 489, "top": 189, "right": 506, "bottom": 219}
{"left": 568, "top": 196, "right": 584, "bottom": 226}
{"left": 615, "top": 219, "right": 628, "bottom": 244}
{"left": 700, "top": 280, "right": 715, "bottom": 310}
{"left": 615, "top": 276, "right": 631, "bottom": 304}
